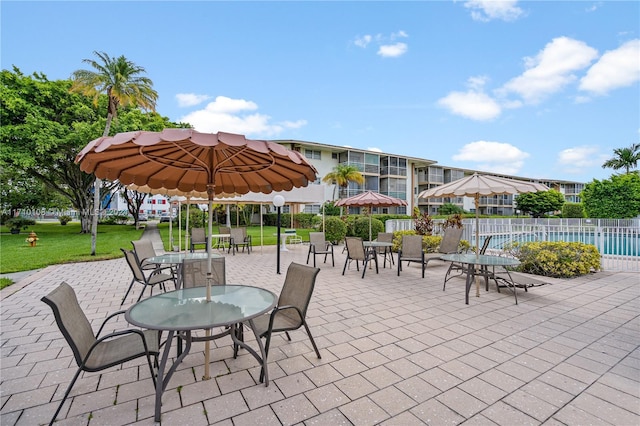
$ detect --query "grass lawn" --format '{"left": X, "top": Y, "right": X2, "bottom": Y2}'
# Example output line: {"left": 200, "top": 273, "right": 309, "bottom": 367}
{"left": 156, "top": 223, "right": 310, "bottom": 250}
{"left": 1, "top": 222, "right": 310, "bottom": 274}
{"left": 0, "top": 222, "right": 145, "bottom": 274}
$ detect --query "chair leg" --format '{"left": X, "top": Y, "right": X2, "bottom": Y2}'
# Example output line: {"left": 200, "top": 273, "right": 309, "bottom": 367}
{"left": 121, "top": 278, "right": 136, "bottom": 306}
{"left": 303, "top": 321, "right": 322, "bottom": 359}
{"left": 306, "top": 248, "right": 311, "bottom": 265}
{"left": 342, "top": 257, "right": 349, "bottom": 275}
{"left": 48, "top": 366, "right": 83, "bottom": 426}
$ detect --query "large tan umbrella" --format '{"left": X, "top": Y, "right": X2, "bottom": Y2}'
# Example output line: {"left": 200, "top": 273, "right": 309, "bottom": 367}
{"left": 335, "top": 191, "right": 408, "bottom": 241}
{"left": 76, "top": 128, "right": 317, "bottom": 378}
{"left": 418, "top": 172, "right": 549, "bottom": 295}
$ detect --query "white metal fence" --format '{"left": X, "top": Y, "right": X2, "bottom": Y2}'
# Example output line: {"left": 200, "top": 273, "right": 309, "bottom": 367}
{"left": 386, "top": 218, "right": 640, "bottom": 272}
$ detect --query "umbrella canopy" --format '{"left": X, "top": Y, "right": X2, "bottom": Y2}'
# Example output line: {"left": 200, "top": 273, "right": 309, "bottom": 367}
{"left": 76, "top": 129, "right": 318, "bottom": 378}
{"left": 418, "top": 172, "right": 549, "bottom": 298}
{"left": 335, "top": 191, "right": 407, "bottom": 240}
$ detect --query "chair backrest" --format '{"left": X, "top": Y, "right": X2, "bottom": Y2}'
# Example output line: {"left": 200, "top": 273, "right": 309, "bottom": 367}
{"left": 479, "top": 235, "right": 493, "bottom": 255}
{"left": 401, "top": 235, "right": 424, "bottom": 257}
{"left": 229, "top": 227, "right": 244, "bottom": 242}
{"left": 278, "top": 262, "right": 320, "bottom": 325}
{"left": 122, "top": 248, "right": 146, "bottom": 283}
{"left": 439, "top": 227, "right": 463, "bottom": 254}
{"left": 219, "top": 226, "right": 231, "bottom": 235}
{"left": 345, "top": 237, "right": 366, "bottom": 261}
{"left": 41, "top": 282, "right": 96, "bottom": 367}
{"left": 191, "top": 228, "right": 206, "bottom": 243}
{"left": 182, "top": 257, "right": 226, "bottom": 288}
{"left": 376, "top": 233, "right": 393, "bottom": 244}
{"left": 131, "top": 239, "right": 156, "bottom": 262}
{"left": 309, "top": 232, "right": 327, "bottom": 248}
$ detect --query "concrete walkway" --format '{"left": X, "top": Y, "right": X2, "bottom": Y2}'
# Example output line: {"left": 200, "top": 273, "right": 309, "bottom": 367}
{"left": 1, "top": 227, "right": 638, "bottom": 425}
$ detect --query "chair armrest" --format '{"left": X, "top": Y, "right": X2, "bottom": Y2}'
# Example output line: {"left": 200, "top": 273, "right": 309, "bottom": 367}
{"left": 267, "top": 304, "right": 304, "bottom": 330}
{"left": 82, "top": 329, "right": 157, "bottom": 369}
{"left": 97, "top": 310, "right": 127, "bottom": 337}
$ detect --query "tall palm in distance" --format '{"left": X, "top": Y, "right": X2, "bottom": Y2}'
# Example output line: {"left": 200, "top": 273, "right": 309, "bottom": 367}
{"left": 71, "top": 51, "right": 158, "bottom": 255}
{"left": 602, "top": 143, "right": 640, "bottom": 174}
{"left": 322, "top": 164, "right": 365, "bottom": 199}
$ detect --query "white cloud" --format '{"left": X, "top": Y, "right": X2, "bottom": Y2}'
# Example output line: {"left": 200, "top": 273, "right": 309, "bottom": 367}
{"left": 579, "top": 39, "right": 640, "bottom": 96}
{"left": 353, "top": 31, "right": 409, "bottom": 58}
{"left": 377, "top": 43, "right": 408, "bottom": 58}
{"left": 175, "top": 93, "right": 211, "bottom": 107}
{"left": 437, "top": 77, "right": 501, "bottom": 120}
{"left": 556, "top": 145, "right": 609, "bottom": 174}
{"left": 354, "top": 35, "right": 372, "bottom": 48}
{"left": 464, "top": 0, "right": 524, "bottom": 22}
{"left": 453, "top": 141, "right": 529, "bottom": 174}
{"left": 499, "top": 37, "right": 598, "bottom": 104}
{"left": 178, "top": 96, "right": 307, "bottom": 137}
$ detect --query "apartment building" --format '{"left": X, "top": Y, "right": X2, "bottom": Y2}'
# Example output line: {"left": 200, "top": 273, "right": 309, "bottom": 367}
{"left": 274, "top": 139, "right": 584, "bottom": 217}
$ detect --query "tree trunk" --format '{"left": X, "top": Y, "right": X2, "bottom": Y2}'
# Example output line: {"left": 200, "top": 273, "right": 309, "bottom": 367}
{"left": 91, "top": 114, "right": 113, "bottom": 255}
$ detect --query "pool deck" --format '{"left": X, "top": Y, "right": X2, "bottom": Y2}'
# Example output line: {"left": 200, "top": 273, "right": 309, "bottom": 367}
{"left": 1, "top": 228, "right": 638, "bottom": 425}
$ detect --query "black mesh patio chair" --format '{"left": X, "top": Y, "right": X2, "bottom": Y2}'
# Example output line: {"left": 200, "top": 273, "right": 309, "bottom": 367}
{"left": 42, "top": 282, "right": 158, "bottom": 426}
{"left": 228, "top": 227, "right": 251, "bottom": 255}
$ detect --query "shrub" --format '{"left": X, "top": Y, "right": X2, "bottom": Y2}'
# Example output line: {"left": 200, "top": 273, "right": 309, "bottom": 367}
{"left": 324, "top": 216, "right": 347, "bottom": 244}
{"left": 6, "top": 217, "right": 36, "bottom": 233}
{"left": 505, "top": 241, "right": 601, "bottom": 278}
{"left": 352, "top": 217, "right": 384, "bottom": 241}
{"left": 414, "top": 211, "right": 434, "bottom": 235}
{"left": 58, "top": 215, "right": 73, "bottom": 225}
{"left": 100, "top": 214, "right": 129, "bottom": 225}
{"left": 562, "top": 203, "right": 585, "bottom": 218}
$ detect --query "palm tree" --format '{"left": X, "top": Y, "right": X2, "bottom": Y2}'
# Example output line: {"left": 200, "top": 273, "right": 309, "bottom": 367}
{"left": 602, "top": 143, "right": 640, "bottom": 174}
{"left": 322, "top": 164, "right": 365, "bottom": 215}
{"left": 71, "top": 51, "right": 158, "bottom": 255}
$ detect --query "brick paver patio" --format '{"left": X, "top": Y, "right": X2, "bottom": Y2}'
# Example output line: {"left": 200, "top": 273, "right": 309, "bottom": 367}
{"left": 1, "top": 227, "right": 638, "bottom": 425}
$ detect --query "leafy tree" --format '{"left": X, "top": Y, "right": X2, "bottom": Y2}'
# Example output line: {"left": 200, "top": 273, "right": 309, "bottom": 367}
{"left": 581, "top": 173, "right": 640, "bottom": 218}
{"left": 122, "top": 189, "right": 147, "bottom": 228}
{"left": 321, "top": 201, "right": 340, "bottom": 216}
{"left": 0, "top": 68, "right": 177, "bottom": 242}
{"left": 71, "top": 51, "right": 159, "bottom": 255}
{"left": 602, "top": 143, "right": 640, "bottom": 174}
{"left": 322, "top": 164, "right": 364, "bottom": 199}
{"left": 515, "top": 190, "right": 565, "bottom": 218}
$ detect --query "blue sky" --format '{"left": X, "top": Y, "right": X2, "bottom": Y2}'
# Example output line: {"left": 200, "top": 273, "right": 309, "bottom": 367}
{"left": 2, "top": 1, "right": 639, "bottom": 183}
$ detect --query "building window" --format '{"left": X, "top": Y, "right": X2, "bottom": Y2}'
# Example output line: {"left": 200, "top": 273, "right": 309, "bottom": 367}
{"left": 305, "top": 149, "right": 321, "bottom": 160}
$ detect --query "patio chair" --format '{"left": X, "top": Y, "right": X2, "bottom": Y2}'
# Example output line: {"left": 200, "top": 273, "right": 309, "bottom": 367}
{"left": 217, "top": 226, "right": 232, "bottom": 249}
{"left": 375, "top": 232, "right": 395, "bottom": 267}
{"left": 423, "top": 227, "right": 464, "bottom": 268}
{"left": 190, "top": 227, "right": 208, "bottom": 252}
{"left": 243, "top": 262, "right": 321, "bottom": 384}
{"left": 343, "top": 237, "right": 378, "bottom": 278}
{"left": 121, "top": 248, "right": 175, "bottom": 306}
{"left": 228, "top": 227, "right": 251, "bottom": 255}
{"left": 182, "top": 257, "right": 226, "bottom": 288}
{"left": 131, "top": 239, "right": 175, "bottom": 276}
{"left": 42, "top": 282, "right": 159, "bottom": 426}
{"left": 181, "top": 257, "right": 231, "bottom": 348}
{"left": 306, "top": 232, "right": 334, "bottom": 267}
{"left": 444, "top": 235, "right": 493, "bottom": 285}
{"left": 397, "top": 235, "right": 427, "bottom": 278}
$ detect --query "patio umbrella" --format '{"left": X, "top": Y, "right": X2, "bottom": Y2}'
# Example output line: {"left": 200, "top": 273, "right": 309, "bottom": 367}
{"left": 335, "top": 191, "right": 408, "bottom": 241}
{"left": 417, "top": 172, "right": 549, "bottom": 296}
{"left": 76, "top": 128, "right": 317, "bottom": 378}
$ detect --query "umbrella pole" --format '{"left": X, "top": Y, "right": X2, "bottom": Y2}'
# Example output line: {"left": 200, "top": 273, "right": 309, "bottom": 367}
{"left": 475, "top": 196, "right": 480, "bottom": 297}
{"left": 203, "top": 188, "right": 214, "bottom": 380}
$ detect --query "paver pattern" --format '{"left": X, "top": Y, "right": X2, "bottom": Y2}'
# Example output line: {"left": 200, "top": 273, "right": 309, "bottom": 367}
{"left": 1, "top": 227, "right": 638, "bottom": 425}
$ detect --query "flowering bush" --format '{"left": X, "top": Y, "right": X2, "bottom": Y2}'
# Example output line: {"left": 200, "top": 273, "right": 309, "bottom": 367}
{"left": 505, "top": 241, "right": 601, "bottom": 278}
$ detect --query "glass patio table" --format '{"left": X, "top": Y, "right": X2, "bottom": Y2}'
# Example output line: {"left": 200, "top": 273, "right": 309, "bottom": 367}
{"left": 125, "top": 285, "right": 277, "bottom": 422}
{"left": 147, "top": 252, "right": 223, "bottom": 288}
{"left": 439, "top": 253, "right": 521, "bottom": 305}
